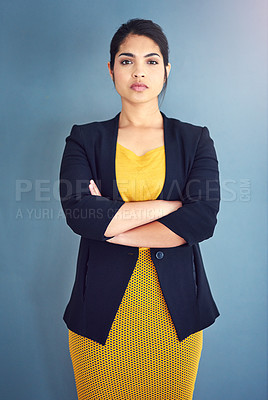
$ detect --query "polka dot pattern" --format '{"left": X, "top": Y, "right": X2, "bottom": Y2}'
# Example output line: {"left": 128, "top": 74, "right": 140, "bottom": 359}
{"left": 69, "top": 143, "right": 203, "bottom": 399}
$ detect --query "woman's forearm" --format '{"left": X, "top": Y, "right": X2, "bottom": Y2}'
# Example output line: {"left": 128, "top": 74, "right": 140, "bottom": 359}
{"left": 106, "top": 221, "right": 186, "bottom": 248}
{"left": 88, "top": 179, "right": 182, "bottom": 238}
{"left": 104, "top": 199, "right": 182, "bottom": 237}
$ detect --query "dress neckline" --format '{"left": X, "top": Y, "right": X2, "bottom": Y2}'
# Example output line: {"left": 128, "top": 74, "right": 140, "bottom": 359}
{"left": 117, "top": 142, "right": 165, "bottom": 158}
{"left": 111, "top": 111, "right": 171, "bottom": 202}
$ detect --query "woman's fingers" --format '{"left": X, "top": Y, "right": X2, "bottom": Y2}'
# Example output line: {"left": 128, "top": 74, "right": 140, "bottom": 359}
{"left": 89, "top": 181, "right": 96, "bottom": 195}
{"left": 93, "top": 181, "right": 102, "bottom": 196}
{"left": 89, "top": 180, "right": 96, "bottom": 195}
{"left": 89, "top": 179, "right": 102, "bottom": 196}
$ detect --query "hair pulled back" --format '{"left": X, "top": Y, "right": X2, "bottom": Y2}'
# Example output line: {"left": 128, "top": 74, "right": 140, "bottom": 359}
{"left": 109, "top": 18, "right": 170, "bottom": 100}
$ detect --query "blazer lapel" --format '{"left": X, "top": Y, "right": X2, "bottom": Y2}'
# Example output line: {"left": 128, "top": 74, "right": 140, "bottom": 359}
{"left": 100, "top": 111, "right": 185, "bottom": 202}
{"left": 158, "top": 112, "right": 185, "bottom": 201}
{"left": 97, "top": 113, "right": 122, "bottom": 201}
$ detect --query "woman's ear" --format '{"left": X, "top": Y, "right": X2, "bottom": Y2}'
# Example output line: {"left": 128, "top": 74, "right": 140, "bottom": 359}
{"left": 165, "top": 63, "right": 171, "bottom": 80}
{"left": 107, "top": 62, "right": 114, "bottom": 81}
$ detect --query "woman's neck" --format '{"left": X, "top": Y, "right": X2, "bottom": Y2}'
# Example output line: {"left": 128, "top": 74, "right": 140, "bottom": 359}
{"left": 119, "top": 101, "right": 163, "bottom": 129}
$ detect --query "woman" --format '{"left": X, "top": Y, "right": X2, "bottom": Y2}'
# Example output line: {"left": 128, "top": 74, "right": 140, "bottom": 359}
{"left": 60, "top": 18, "right": 220, "bottom": 400}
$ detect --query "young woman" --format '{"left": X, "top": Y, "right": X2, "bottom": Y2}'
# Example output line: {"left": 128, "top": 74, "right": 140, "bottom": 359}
{"left": 60, "top": 18, "right": 220, "bottom": 400}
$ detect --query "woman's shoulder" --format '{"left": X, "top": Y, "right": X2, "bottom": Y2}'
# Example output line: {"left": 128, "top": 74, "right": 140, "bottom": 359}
{"left": 163, "top": 112, "right": 205, "bottom": 132}
{"left": 162, "top": 113, "right": 209, "bottom": 146}
{"left": 73, "top": 113, "right": 119, "bottom": 133}
{"left": 68, "top": 114, "right": 119, "bottom": 146}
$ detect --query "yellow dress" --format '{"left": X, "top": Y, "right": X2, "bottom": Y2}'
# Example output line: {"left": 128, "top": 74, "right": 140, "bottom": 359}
{"left": 69, "top": 143, "right": 203, "bottom": 400}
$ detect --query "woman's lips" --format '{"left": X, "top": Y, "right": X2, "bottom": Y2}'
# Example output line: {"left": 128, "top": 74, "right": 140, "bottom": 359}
{"left": 130, "top": 84, "right": 148, "bottom": 92}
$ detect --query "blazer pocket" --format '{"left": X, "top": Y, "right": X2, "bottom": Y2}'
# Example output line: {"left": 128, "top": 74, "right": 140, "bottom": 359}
{"left": 83, "top": 250, "right": 91, "bottom": 299}
{"left": 192, "top": 252, "right": 198, "bottom": 296}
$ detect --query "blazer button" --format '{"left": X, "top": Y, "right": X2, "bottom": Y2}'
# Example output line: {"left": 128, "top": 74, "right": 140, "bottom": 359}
{"left": 155, "top": 251, "right": 164, "bottom": 259}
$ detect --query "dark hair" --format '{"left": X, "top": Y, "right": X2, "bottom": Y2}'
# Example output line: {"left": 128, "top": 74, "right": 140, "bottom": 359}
{"left": 109, "top": 18, "right": 170, "bottom": 102}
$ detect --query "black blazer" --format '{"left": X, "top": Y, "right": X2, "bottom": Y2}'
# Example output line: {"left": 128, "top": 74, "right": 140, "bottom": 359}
{"left": 59, "top": 112, "right": 220, "bottom": 346}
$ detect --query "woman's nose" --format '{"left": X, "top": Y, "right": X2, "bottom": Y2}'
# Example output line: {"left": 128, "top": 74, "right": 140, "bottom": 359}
{"left": 132, "top": 66, "right": 145, "bottom": 78}
{"left": 133, "top": 71, "right": 145, "bottom": 77}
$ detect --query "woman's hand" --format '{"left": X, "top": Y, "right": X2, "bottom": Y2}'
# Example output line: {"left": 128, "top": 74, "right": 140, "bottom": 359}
{"left": 89, "top": 179, "right": 183, "bottom": 239}
{"left": 89, "top": 180, "right": 102, "bottom": 196}
{"left": 106, "top": 220, "right": 186, "bottom": 248}
{"left": 89, "top": 180, "right": 182, "bottom": 211}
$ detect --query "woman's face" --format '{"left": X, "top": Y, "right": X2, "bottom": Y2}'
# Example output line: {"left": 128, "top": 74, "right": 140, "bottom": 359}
{"left": 108, "top": 34, "right": 171, "bottom": 105}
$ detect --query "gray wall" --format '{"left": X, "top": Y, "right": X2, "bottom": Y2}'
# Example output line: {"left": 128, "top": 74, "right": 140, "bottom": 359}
{"left": 1, "top": 0, "right": 267, "bottom": 399}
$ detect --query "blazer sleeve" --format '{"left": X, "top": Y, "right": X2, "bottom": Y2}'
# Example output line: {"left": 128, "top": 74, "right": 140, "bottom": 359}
{"left": 59, "top": 124, "right": 125, "bottom": 241}
{"left": 158, "top": 127, "right": 220, "bottom": 246}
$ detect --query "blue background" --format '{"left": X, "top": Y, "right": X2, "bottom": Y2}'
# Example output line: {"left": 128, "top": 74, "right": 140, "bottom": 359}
{"left": 1, "top": 0, "right": 267, "bottom": 399}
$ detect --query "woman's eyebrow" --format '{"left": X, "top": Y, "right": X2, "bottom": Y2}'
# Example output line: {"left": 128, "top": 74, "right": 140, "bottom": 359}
{"left": 118, "top": 52, "right": 160, "bottom": 58}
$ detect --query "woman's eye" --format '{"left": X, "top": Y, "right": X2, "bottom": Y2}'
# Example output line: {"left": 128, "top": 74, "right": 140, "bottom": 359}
{"left": 121, "top": 60, "right": 132, "bottom": 65}
{"left": 121, "top": 59, "right": 158, "bottom": 65}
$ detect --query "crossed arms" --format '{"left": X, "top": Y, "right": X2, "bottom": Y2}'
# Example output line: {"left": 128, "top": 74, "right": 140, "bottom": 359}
{"left": 88, "top": 179, "right": 186, "bottom": 248}
{"left": 59, "top": 124, "right": 220, "bottom": 248}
